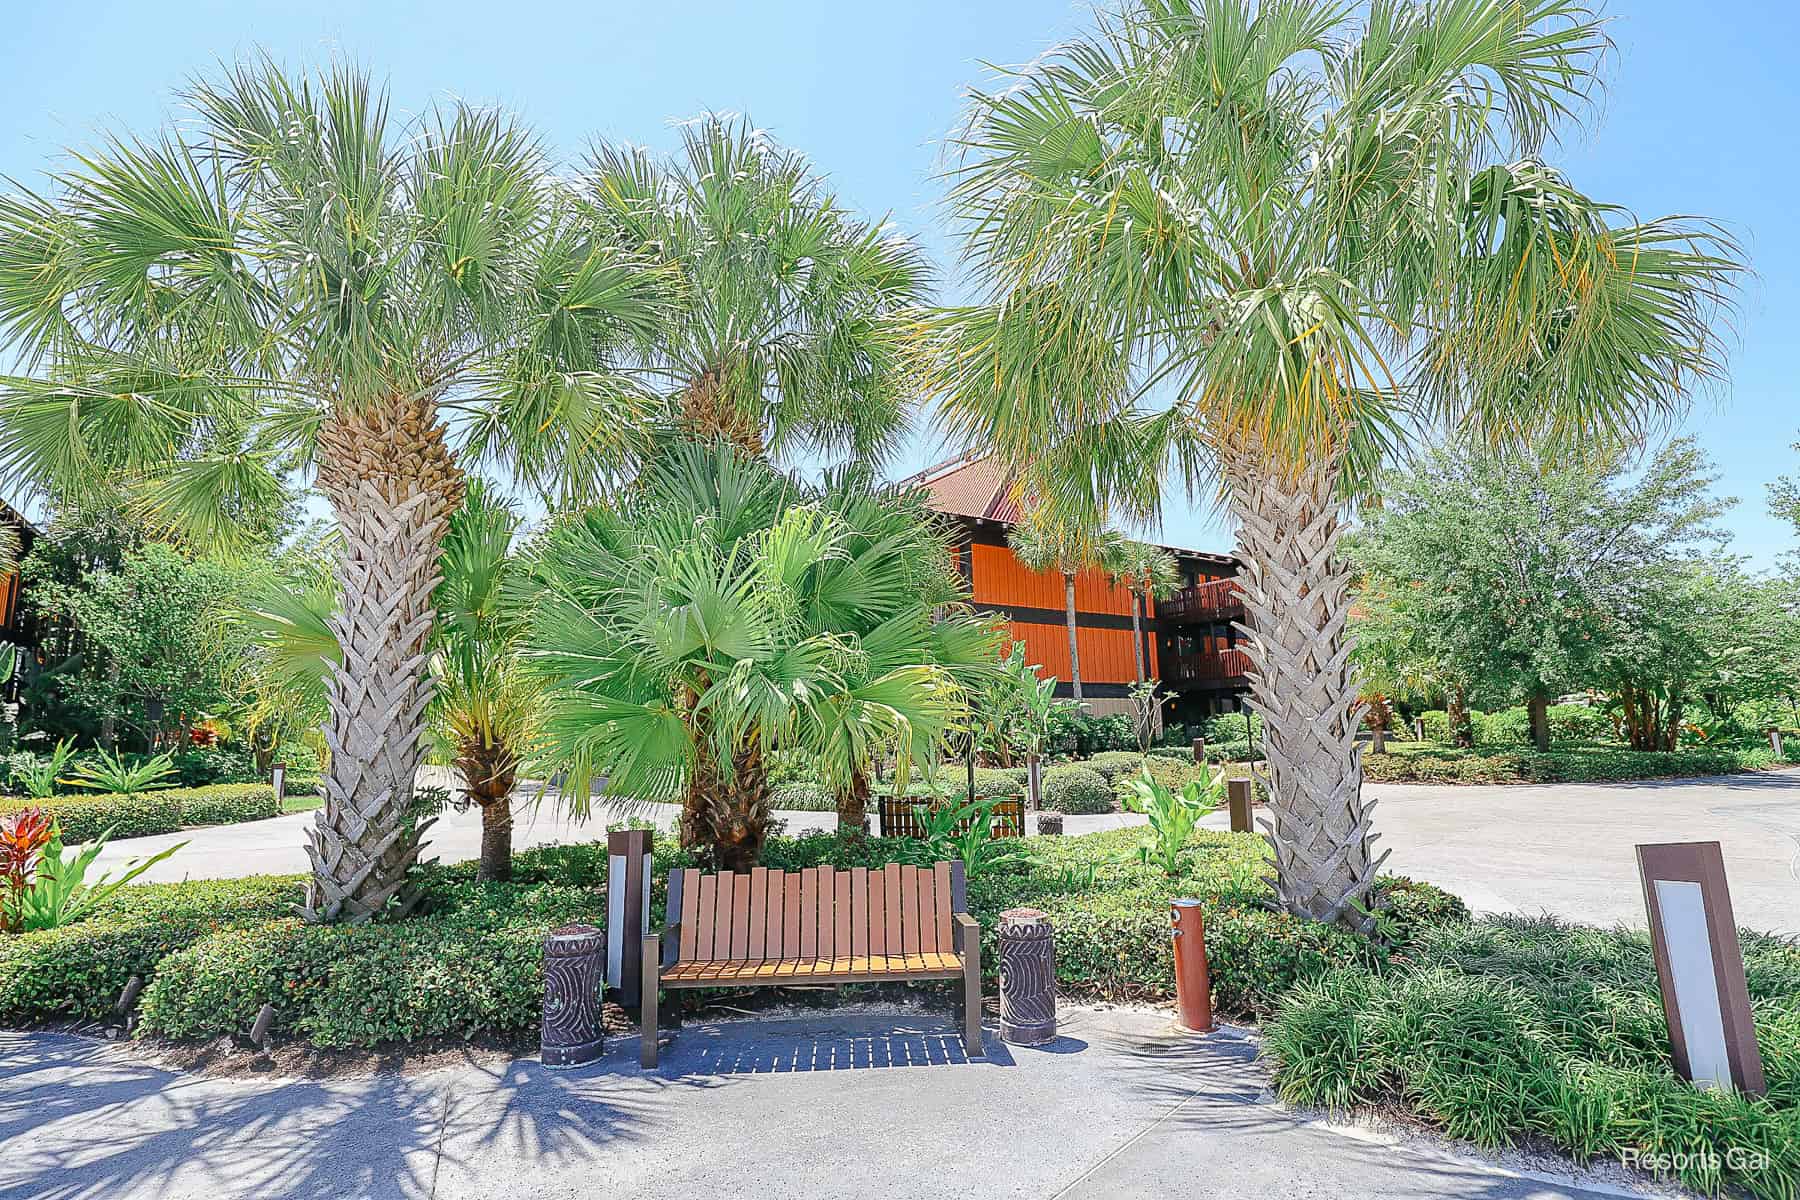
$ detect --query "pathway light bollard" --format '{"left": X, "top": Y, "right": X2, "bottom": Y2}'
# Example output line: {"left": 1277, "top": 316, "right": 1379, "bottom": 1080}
{"left": 1170, "top": 899, "right": 1215, "bottom": 1034}
{"left": 1026, "top": 752, "right": 1043, "bottom": 812}
{"left": 1191, "top": 736, "right": 1205, "bottom": 765}
{"left": 1413, "top": 717, "right": 1426, "bottom": 742}
{"left": 1226, "top": 779, "right": 1252, "bottom": 835}
{"left": 998, "top": 908, "right": 1057, "bottom": 1047}
{"left": 541, "top": 923, "right": 606, "bottom": 1069}
{"left": 606, "top": 829, "right": 654, "bottom": 1012}
{"left": 1769, "top": 728, "right": 1784, "bottom": 759}
{"left": 270, "top": 761, "right": 286, "bottom": 808}
{"left": 1037, "top": 811, "right": 1063, "bottom": 836}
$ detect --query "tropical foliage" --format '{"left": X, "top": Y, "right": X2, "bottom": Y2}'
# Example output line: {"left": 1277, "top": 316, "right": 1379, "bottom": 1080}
{"left": 926, "top": 0, "right": 1743, "bottom": 926}
{"left": 520, "top": 441, "right": 1001, "bottom": 868}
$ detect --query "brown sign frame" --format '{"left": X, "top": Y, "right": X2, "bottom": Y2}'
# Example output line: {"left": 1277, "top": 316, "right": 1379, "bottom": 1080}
{"left": 1635, "top": 841, "right": 1765, "bottom": 1094}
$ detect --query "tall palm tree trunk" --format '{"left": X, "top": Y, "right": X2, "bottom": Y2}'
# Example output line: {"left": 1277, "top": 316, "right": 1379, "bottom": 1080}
{"left": 1063, "top": 571, "right": 1084, "bottom": 703}
{"left": 714, "top": 741, "right": 771, "bottom": 871}
{"left": 1222, "top": 444, "right": 1387, "bottom": 930}
{"left": 1129, "top": 589, "right": 1147, "bottom": 684}
{"left": 836, "top": 768, "right": 870, "bottom": 836}
{"left": 302, "top": 399, "right": 464, "bottom": 923}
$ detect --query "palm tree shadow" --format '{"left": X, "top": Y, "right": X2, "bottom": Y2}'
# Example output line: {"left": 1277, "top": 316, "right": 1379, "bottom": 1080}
{"left": 650, "top": 1013, "right": 1019, "bottom": 1078}
{"left": 0, "top": 1032, "right": 694, "bottom": 1200}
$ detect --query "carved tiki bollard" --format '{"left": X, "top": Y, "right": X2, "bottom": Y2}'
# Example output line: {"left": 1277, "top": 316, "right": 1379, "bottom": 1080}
{"left": 1037, "top": 811, "right": 1063, "bottom": 836}
{"left": 541, "top": 923, "right": 606, "bottom": 1068}
{"left": 998, "top": 908, "right": 1057, "bottom": 1046}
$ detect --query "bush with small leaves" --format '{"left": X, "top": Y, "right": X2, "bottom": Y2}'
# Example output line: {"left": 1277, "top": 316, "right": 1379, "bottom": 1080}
{"left": 1040, "top": 764, "right": 1114, "bottom": 814}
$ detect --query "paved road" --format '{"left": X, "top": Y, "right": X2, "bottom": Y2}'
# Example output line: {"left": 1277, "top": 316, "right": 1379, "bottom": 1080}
{"left": 0, "top": 1008, "right": 1658, "bottom": 1200}
{"left": 89, "top": 770, "right": 1800, "bottom": 933}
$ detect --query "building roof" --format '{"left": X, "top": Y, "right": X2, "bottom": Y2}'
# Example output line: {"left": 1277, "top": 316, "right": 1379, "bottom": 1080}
{"left": 895, "top": 453, "right": 1236, "bottom": 568}
{"left": 895, "top": 452, "right": 1021, "bottom": 523}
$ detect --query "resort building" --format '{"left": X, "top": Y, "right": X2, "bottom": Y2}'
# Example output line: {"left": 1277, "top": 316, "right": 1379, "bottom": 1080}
{"left": 901, "top": 453, "right": 1253, "bottom": 723}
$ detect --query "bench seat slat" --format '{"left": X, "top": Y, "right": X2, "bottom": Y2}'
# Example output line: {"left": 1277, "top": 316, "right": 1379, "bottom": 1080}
{"left": 661, "top": 951, "right": 963, "bottom": 984}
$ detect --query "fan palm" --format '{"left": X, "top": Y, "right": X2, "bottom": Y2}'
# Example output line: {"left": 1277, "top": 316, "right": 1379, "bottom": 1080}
{"left": 929, "top": 0, "right": 1742, "bottom": 927}
{"left": 0, "top": 60, "right": 659, "bottom": 919}
{"left": 520, "top": 441, "right": 995, "bottom": 868}
{"left": 1113, "top": 540, "right": 1182, "bottom": 687}
{"left": 1008, "top": 505, "right": 1128, "bottom": 704}
{"left": 578, "top": 114, "right": 931, "bottom": 465}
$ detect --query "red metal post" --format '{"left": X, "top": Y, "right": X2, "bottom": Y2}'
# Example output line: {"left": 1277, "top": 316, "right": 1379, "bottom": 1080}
{"left": 1170, "top": 899, "right": 1215, "bottom": 1033}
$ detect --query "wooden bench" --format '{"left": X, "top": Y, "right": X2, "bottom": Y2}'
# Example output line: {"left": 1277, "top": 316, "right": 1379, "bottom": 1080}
{"left": 876, "top": 794, "right": 1025, "bottom": 839}
{"left": 640, "top": 861, "right": 982, "bottom": 1067}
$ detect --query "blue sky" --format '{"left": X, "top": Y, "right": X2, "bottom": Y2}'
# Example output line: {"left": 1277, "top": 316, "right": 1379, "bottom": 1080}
{"left": 2, "top": 0, "right": 1795, "bottom": 565}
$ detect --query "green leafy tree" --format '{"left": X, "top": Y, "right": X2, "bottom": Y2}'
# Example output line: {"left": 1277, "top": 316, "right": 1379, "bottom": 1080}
{"left": 1769, "top": 435, "right": 1800, "bottom": 539}
{"left": 576, "top": 115, "right": 931, "bottom": 468}
{"left": 929, "top": 0, "right": 1743, "bottom": 925}
{"left": 0, "top": 61, "right": 658, "bottom": 920}
{"left": 1351, "top": 440, "right": 1730, "bottom": 750}
{"left": 520, "top": 442, "right": 996, "bottom": 868}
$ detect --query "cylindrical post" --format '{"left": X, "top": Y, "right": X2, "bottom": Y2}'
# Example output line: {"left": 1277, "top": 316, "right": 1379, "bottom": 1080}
{"left": 1037, "top": 811, "right": 1063, "bottom": 836}
{"left": 1170, "top": 899, "right": 1215, "bottom": 1033}
{"left": 1370, "top": 726, "right": 1387, "bottom": 754}
{"left": 1026, "top": 752, "right": 1043, "bottom": 813}
{"left": 271, "top": 761, "right": 287, "bottom": 807}
{"left": 998, "top": 908, "right": 1058, "bottom": 1046}
{"left": 606, "top": 829, "right": 654, "bottom": 1010}
{"left": 1413, "top": 716, "right": 1426, "bottom": 742}
{"left": 965, "top": 738, "right": 977, "bottom": 805}
{"left": 542, "top": 923, "right": 605, "bottom": 1068}
{"left": 1227, "top": 778, "right": 1252, "bottom": 834}
{"left": 1191, "top": 736, "right": 1205, "bottom": 764}
{"left": 1770, "top": 728, "right": 1784, "bottom": 758}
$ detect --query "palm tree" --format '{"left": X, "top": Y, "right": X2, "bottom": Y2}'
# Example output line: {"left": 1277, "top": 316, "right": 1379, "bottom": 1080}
{"left": 1113, "top": 541, "right": 1181, "bottom": 688}
{"left": 929, "top": 0, "right": 1742, "bottom": 927}
{"left": 521, "top": 442, "right": 987, "bottom": 868}
{"left": 580, "top": 115, "right": 931, "bottom": 465}
{"left": 1008, "top": 506, "right": 1127, "bottom": 705}
{"left": 0, "top": 61, "right": 657, "bottom": 920}
{"left": 237, "top": 484, "right": 544, "bottom": 883}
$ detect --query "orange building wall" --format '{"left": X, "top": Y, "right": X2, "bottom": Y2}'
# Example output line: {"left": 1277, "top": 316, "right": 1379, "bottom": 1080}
{"left": 1005, "top": 621, "right": 1156, "bottom": 685}
{"left": 969, "top": 543, "right": 1136, "bottom": 616}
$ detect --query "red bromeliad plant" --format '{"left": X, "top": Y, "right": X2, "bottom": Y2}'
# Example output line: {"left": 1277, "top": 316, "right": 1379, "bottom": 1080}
{"left": 0, "top": 807, "right": 54, "bottom": 933}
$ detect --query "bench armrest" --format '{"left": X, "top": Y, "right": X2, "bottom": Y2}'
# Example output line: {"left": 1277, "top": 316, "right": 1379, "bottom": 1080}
{"left": 952, "top": 912, "right": 980, "bottom": 955}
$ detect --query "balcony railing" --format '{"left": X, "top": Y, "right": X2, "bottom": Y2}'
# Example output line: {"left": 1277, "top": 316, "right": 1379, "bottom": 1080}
{"left": 1165, "top": 646, "right": 1252, "bottom": 686}
{"left": 1158, "top": 577, "right": 1244, "bottom": 625}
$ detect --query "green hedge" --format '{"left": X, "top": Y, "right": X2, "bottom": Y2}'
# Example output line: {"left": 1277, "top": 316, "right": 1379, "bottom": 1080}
{"left": 0, "top": 824, "right": 1470, "bottom": 1046}
{"left": 0, "top": 876, "right": 302, "bottom": 1023}
{"left": 1041, "top": 764, "right": 1113, "bottom": 813}
{"left": 0, "top": 784, "right": 280, "bottom": 843}
{"left": 1263, "top": 917, "right": 1800, "bottom": 1199}
{"left": 1364, "top": 744, "right": 1792, "bottom": 785}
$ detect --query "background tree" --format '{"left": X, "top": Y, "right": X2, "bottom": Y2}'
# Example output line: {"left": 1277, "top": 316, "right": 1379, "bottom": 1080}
{"left": 1008, "top": 507, "right": 1126, "bottom": 704}
{"left": 1351, "top": 439, "right": 1731, "bottom": 750}
{"left": 0, "top": 61, "right": 658, "bottom": 920}
{"left": 1113, "top": 540, "right": 1181, "bottom": 689}
{"left": 929, "top": 0, "right": 1742, "bottom": 926}
{"left": 575, "top": 115, "right": 930, "bottom": 469}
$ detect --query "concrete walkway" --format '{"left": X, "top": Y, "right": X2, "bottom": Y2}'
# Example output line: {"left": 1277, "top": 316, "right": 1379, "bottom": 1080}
{"left": 0, "top": 1008, "right": 1662, "bottom": 1200}
{"left": 88, "top": 769, "right": 1800, "bottom": 933}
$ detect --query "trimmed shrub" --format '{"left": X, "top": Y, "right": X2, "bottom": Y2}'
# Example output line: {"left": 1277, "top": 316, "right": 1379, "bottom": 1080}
{"left": 1086, "top": 751, "right": 1147, "bottom": 782}
{"left": 1363, "top": 745, "right": 1766, "bottom": 785}
{"left": 0, "top": 876, "right": 302, "bottom": 1023}
{"left": 1072, "top": 713, "right": 1137, "bottom": 755}
{"left": 1041, "top": 764, "right": 1114, "bottom": 814}
{"left": 770, "top": 782, "right": 835, "bottom": 811}
{"left": 0, "top": 784, "right": 279, "bottom": 844}
{"left": 1202, "top": 710, "right": 1262, "bottom": 744}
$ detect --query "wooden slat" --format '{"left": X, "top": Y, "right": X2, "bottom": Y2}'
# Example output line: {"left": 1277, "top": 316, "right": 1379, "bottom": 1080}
{"left": 834, "top": 869, "right": 851, "bottom": 965}
{"left": 695, "top": 872, "right": 718, "bottom": 963}
{"left": 868, "top": 866, "right": 888, "bottom": 956}
{"left": 730, "top": 870, "right": 752, "bottom": 960}
{"left": 900, "top": 867, "right": 921, "bottom": 958}
{"left": 783, "top": 871, "right": 801, "bottom": 954}
{"left": 817, "top": 866, "right": 837, "bottom": 959}
{"left": 747, "top": 867, "right": 768, "bottom": 962}
{"left": 918, "top": 864, "right": 939, "bottom": 955}
{"left": 766, "top": 871, "right": 788, "bottom": 960}
{"left": 678, "top": 868, "right": 701, "bottom": 962}
{"left": 933, "top": 861, "right": 954, "bottom": 950}
{"left": 715, "top": 871, "right": 738, "bottom": 960}
{"left": 849, "top": 867, "right": 869, "bottom": 958}
{"left": 883, "top": 863, "right": 903, "bottom": 952}
{"left": 799, "top": 868, "right": 818, "bottom": 959}
{"left": 662, "top": 952, "right": 965, "bottom": 983}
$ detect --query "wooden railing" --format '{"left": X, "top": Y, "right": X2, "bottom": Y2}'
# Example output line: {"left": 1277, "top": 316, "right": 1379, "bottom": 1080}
{"left": 1165, "top": 646, "right": 1252, "bottom": 685}
{"left": 1158, "top": 577, "right": 1244, "bottom": 624}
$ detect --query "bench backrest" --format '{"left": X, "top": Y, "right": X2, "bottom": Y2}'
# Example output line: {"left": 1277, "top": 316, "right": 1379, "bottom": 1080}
{"left": 876, "top": 794, "right": 1025, "bottom": 840}
{"left": 666, "top": 861, "right": 967, "bottom": 965}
